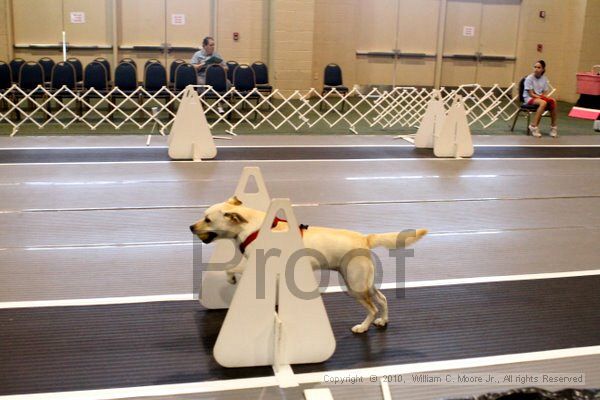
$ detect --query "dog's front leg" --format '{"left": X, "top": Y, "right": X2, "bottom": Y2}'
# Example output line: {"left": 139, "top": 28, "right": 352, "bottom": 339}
{"left": 225, "top": 260, "right": 246, "bottom": 284}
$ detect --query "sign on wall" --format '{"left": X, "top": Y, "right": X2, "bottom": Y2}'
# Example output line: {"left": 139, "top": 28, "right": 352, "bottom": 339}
{"left": 70, "top": 12, "right": 86, "bottom": 24}
{"left": 462, "top": 26, "right": 475, "bottom": 37}
{"left": 171, "top": 14, "right": 186, "bottom": 25}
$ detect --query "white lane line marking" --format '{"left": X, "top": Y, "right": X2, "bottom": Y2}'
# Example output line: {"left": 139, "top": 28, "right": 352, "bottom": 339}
{"left": 381, "top": 380, "right": 392, "bottom": 400}
{"left": 1, "top": 171, "right": 599, "bottom": 187}
{"left": 0, "top": 146, "right": 164, "bottom": 150}
{"left": 2, "top": 346, "right": 599, "bottom": 400}
{"left": 201, "top": 157, "right": 600, "bottom": 163}
{"left": 3, "top": 225, "right": 596, "bottom": 252}
{"left": 2, "top": 195, "right": 600, "bottom": 215}
{"left": 321, "top": 269, "right": 600, "bottom": 293}
{"left": 1, "top": 144, "right": 599, "bottom": 150}
{"left": 2, "top": 157, "right": 600, "bottom": 166}
{"left": 0, "top": 161, "right": 178, "bottom": 166}
{"left": 2, "top": 269, "right": 598, "bottom": 309}
{"left": 0, "top": 375, "right": 280, "bottom": 400}
{"left": 0, "top": 294, "right": 194, "bottom": 309}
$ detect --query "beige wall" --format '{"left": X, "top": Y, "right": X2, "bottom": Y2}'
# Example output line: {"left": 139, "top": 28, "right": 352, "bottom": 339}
{"left": 217, "top": 0, "right": 268, "bottom": 65}
{"left": 1, "top": 0, "right": 597, "bottom": 100}
{"left": 558, "top": 0, "right": 587, "bottom": 103}
{"left": 312, "top": 0, "right": 358, "bottom": 89}
{"left": 579, "top": 0, "right": 600, "bottom": 77}
{"left": 0, "top": 0, "right": 9, "bottom": 61}
{"left": 270, "top": 0, "right": 316, "bottom": 93}
{"left": 515, "top": 0, "right": 588, "bottom": 102}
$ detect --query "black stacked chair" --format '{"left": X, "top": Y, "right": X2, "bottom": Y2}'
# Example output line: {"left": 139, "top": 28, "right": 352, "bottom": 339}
{"left": 51, "top": 62, "right": 77, "bottom": 90}
{"left": 144, "top": 58, "right": 161, "bottom": 71}
{"left": 510, "top": 76, "right": 550, "bottom": 132}
{"left": 9, "top": 58, "right": 25, "bottom": 83}
{"left": 112, "top": 62, "right": 139, "bottom": 117}
{"left": 114, "top": 62, "right": 138, "bottom": 93}
{"left": 49, "top": 61, "right": 78, "bottom": 115}
{"left": 16, "top": 61, "right": 46, "bottom": 120}
{"left": 0, "top": 61, "right": 12, "bottom": 89}
{"left": 38, "top": 57, "right": 55, "bottom": 84}
{"left": 66, "top": 57, "right": 83, "bottom": 86}
{"left": 232, "top": 64, "right": 259, "bottom": 119}
{"left": 204, "top": 64, "right": 230, "bottom": 115}
{"left": 321, "top": 63, "right": 349, "bottom": 111}
{"left": 93, "top": 57, "right": 112, "bottom": 84}
{"left": 169, "top": 59, "right": 186, "bottom": 88}
{"left": 0, "top": 61, "right": 14, "bottom": 114}
{"left": 143, "top": 62, "right": 170, "bottom": 114}
{"left": 251, "top": 61, "right": 272, "bottom": 95}
{"left": 83, "top": 61, "right": 109, "bottom": 91}
{"left": 119, "top": 58, "right": 137, "bottom": 68}
{"left": 205, "top": 64, "right": 228, "bottom": 92}
{"left": 173, "top": 63, "right": 197, "bottom": 93}
{"left": 81, "top": 61, "right": 110, "bottom": 116}
{"left": 143, "top": 62, "right": 167, "bottom": 93}
{"left": 18, "top": 62, "right": 45, "bottom": 90}
{"left": 226, "top": 60, "right": 238, "bottom": 83}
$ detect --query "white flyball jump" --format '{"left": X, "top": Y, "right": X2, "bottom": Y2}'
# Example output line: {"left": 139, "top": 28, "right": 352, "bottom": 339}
{"left": 200, "top": 167, "right": 271, "bottom": 309}
{"left": 197, "top": 167, "right": 336, "bottom": 390}
{"left": 213, "top": 198, "right": 336, "bottom": 373}
{"left": 168, "top": 86, "right": 217, "bottom": 161}
{"left": 434, "top": 95, "right": 474, "bottom": 158}
{"left": 413, "top": 92, "right": 474, "bottom": 158}
{"left": 414, "top": 90, "right": 445, "bottom": 149}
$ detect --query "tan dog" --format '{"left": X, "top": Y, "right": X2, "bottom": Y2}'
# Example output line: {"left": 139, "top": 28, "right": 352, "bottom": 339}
{"left": 190, "top": 197, "right": 427, "bottom": 333}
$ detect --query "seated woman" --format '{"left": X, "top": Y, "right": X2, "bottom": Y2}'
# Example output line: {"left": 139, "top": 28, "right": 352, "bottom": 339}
{"left": 523, "top": 60, "right": 558, "bottom": 138}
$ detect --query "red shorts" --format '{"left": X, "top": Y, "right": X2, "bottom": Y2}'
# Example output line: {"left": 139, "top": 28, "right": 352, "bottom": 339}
{"left": 528, "top": 96, "right": 556, "bottom": 111}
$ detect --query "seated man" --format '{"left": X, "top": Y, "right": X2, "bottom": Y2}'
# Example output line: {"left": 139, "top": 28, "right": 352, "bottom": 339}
{"left": 191, "top": 36, "right": 228, "bottom": 113}
{"left": 523, "top": 60, "right": 558, "bottom": 138}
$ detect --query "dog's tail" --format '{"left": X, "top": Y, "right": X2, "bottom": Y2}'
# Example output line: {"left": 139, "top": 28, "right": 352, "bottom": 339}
{"left": 367, "top": 229, "right": 428, "bottom": 249}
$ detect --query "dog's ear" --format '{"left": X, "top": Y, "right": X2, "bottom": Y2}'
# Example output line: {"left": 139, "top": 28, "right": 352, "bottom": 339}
{"left": 227, "top": 196, "right": 243, "bottom": 206}
{"left": 224, "top": 212, "right": 248, "bottom": 224}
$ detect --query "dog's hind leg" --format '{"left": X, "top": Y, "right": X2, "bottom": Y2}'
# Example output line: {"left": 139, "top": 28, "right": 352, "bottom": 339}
{"left": 352, "top": 294, "right": 378, "bottom": 333}
{"left": 373, "top": 289, "right": 388, "bottom": 327}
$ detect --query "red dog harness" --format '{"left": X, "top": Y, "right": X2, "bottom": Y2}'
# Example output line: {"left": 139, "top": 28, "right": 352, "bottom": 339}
{"left": 239, "top": 217, "right": 308, "bottom": 254}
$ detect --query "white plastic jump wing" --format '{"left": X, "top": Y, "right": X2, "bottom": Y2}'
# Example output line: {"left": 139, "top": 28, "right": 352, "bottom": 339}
{"left": 415, "top": 90, "right": 445, "bottom": 148}
{"left": 168, "top": 86, "right": 217, "bottom": 160}
{"left": 200, "top": 167, "right": 271, "bottom": 309}
{"left": 434, "top": 95, "right": 474, "bottom": 158}
{"left": 213, "top": 199, "right": 336, "bottom": 368}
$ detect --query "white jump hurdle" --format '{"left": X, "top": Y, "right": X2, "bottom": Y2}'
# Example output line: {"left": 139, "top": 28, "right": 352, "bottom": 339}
{"left": 434, "top": 95, "right": 474, "bottom": 158}
{"left": 197, "top": 168, "right": 336, "bottom": 394}
{"left": 168, "top": 86, "right": 217, "bottom": 161}
{"left": 213, "top": 198, "right": 336, "bottom": 382}
{"left": 413, "top": 89, "right": 445, "bottom": 149}
{"left": 200, "top": 167, "right": 271, "bottom": 309}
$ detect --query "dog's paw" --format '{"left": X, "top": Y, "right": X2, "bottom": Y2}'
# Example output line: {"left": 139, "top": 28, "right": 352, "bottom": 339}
{"left": 374, "top": 318, "right": 388, "bottom": 328}
{"left": 226, "top": 273, "right": 237, "bottom": 285}
{"left": 351, "top": 324, "right": 369, "bottom": 334}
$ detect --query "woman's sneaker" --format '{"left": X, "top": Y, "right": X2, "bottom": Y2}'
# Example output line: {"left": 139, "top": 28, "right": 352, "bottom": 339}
{"left": 528, "top": 125, "right": 541, "bottom": 138}
{"left": 550, "top": 126, "right": 558, "bottom": 138}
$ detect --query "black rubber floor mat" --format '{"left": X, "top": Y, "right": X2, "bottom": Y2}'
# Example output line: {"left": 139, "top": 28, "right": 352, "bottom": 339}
{"left": 1, "top": 146, "right": 600, "bottom": 163}
{"left": 446, "top": 387, "right": 600, "bottom": 400}
{"left": 293, "top": 276, "right": 600, "bottom": 373}
{"left": 1, "top": 277, "right": 599, "bottom": 395}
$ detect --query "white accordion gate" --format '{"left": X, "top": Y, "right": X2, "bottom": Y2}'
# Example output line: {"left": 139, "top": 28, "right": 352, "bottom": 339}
{"left": 0, "top": 83, "right": 555, "bottom": 135}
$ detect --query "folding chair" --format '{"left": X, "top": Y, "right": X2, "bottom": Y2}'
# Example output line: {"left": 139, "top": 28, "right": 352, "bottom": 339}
{"left": 510, "top": 77, "right": 550, "bottom": 132}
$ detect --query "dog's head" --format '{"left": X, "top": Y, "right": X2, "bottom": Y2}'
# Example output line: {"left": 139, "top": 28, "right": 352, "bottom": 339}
{"left": 189, "top": 196, "right": 249, "bottom": 244}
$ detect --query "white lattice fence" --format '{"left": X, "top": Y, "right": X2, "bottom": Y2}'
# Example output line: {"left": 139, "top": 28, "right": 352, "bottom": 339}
{"left": 0, "top": 83, "right": 547, "bottom": 135}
